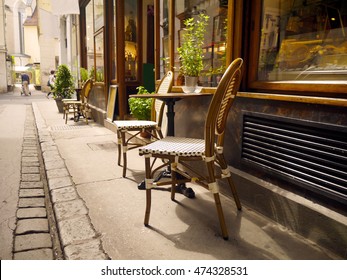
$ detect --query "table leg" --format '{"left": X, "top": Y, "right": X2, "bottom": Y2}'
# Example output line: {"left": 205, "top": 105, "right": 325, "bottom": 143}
{"left": 165, "top": 99, "right": 175, "bottom": 136}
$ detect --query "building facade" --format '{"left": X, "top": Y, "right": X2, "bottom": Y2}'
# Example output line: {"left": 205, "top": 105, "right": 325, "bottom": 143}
{"left": 74, "top": 0, "right": 346, "bottom": 257}
{"left": 0, "top": 0, "right": 69, "bottom": 92}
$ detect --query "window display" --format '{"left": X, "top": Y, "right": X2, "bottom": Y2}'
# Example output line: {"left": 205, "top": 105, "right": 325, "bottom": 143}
{"left": 258, "top": 0, "right": 347, "bottom": 82}
{"left": 174, "top": 0, "right": 228, "bottom": 87}
{"left": 124, "top": 0, "right": 138, "bottom": 81}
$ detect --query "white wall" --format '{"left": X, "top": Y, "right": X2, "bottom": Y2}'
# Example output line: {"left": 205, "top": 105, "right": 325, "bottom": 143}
{"left": 37, "top": 0, "right": 59, "bottom": 92}
{"left": 0, "top": 0, "right": 7, "bottom": 92}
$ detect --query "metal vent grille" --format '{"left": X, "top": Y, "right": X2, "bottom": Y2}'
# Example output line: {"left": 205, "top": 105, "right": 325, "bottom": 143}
{"left": 242, "top": 113, "right": 347, "bottom": 204}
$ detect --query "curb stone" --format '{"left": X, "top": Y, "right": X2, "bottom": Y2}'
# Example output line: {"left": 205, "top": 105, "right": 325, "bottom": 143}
{"left": 13, "top": 106, "right": 57, "bottom": 260}
{"left": 32, "top": 103, "right": 109, "bottom": 260}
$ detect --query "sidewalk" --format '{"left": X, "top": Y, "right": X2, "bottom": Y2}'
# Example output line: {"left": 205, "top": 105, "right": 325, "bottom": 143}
{"left": 32, "top": 99, "right": 339, "bottom": 260}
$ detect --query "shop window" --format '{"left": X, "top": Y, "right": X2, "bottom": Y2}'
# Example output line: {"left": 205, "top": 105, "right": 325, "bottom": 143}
{"left": 84, "top": 0, "right": 105, "bottom": 82}
{"left": 94, "top": 30, "right": 104, "bottom": 82}
{"left": 124, "top": 0, "right": 138, "bottom": 81}
{"left": 94, "top": 0, "right": 104, "bottom": 32}
{"left": 161, "top": 0, "right": 169, "bottom": 76}
{"left": 86, "top": 2, "right": 94, "bottom": 74}
{"left": 113, "top": 0, "right": 117, "bottom": 82}
{"left": 250, "top": 0, "right": 347, "bottom": 95}
{"left": 174, "top": 0, "right": 228, "bottom": 86}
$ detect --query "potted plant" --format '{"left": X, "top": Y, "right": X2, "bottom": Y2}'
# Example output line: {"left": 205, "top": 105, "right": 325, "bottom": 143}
{"left": 128, "top": 86, "right": 154, "bottom": 138}
{"left": 177, "top": 13, "right": 209, "bottom": 93}
{"left": 80, "top": 67, "right": 89, "bottom": 86}
{"left": 53, "top": 64, "right": 75, "bottom": 113}
{"left": 128, "top": 86, "right": 153, "bottom": 121}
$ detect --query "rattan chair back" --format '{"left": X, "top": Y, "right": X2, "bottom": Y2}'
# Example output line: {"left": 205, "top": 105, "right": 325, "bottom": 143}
{"left": 80, "top": 79, "right": 93, "bottom": 103}
{"left": 151, "top": 71, "right": 173, "bottom": 136}
{"left": 205, "top": 58, "right": 243, "bottom": 158}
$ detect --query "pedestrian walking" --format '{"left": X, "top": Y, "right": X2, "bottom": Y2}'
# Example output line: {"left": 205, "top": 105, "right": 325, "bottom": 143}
{"left": 46, "top": 70, "right": 56, "bottom": 98}
{"left": 21, "top": 73, "right": 31, "bottom": 96}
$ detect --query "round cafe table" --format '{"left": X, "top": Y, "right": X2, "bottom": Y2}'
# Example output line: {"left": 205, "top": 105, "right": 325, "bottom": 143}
{"left": 129, "top": 91, "right": 213, "bottom": 136}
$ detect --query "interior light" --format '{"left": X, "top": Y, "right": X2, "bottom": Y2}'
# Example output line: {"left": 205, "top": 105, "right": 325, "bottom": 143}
{"left": 331, "top": 17, "right": 336, "bottom": 21}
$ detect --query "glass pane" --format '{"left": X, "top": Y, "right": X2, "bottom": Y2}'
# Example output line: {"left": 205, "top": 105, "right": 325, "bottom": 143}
{"left": 125, "top": 0, "right": 138, "bottom": 81}
{"left": 71, "top": 16, "right": 79, "bottom": 86}
{"left": 174, "top": 0, "right": 228, "bottom": 87}
{"left": 258, "top": 0, "right": 347, "bottom": 82}
{"left": 94, "top": 0, "right": 104, "bottom": 31}
{"left": 86, "top": 2, "right": 94, "bottom": 74}
{"left": 94, "top": 31, "right": 104, "bottom": 82}
{"left": 161, "top": 0, "right": 169, "bottom": 76}
{"left": 113, "top": 0, "right": 117, "bottom": 81}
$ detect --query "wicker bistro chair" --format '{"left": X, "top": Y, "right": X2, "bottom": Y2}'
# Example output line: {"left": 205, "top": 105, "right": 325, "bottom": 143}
{"left": 138, "top": 58, "right": 243, "bottom": 240}
{"left": 114, "top": 71, "right": 173, "bottom": 177}
{"left": 63, "top": 79, "right": 93, "bottom": 124}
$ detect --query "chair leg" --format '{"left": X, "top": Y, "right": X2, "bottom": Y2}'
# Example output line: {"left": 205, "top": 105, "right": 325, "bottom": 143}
{"left": 170, "top": 162, "right": 177, "bottom": 201}
{"left": 116, "top": 131, "right": 122, "bottom": 166}
{"left": 64, "top": 106, "right": 68, "bottom": 124}
{"left": 121, "top": 131, "right": 127, "bottom": 177}
{"left": 226, "top": 176, "right": 242, "bottom": 211}
{"left": 217, "top": 153, "right": 242, "bottom": 210}
{"left": 206, "top": 160, "right": 229, "bottom": 240}
{"left": 213, "top": 193, "right": 229, "bottom": 240}
{"left": 144, "top": 157, "right": 152, "bottom": 226}
{"left": 85, "top": 108, "right": 89, "bottom": 124}
{"left": 63, "top": 104, "right": 66, "bottom": 120}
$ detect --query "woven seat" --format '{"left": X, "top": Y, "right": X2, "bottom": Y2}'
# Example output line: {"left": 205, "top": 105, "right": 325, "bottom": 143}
{"left": 115, "top": 120, "right": 158, "bottom": 130}
{"left": 139, "top": 136, "right": 205, "bottom": 156}
{"left": 63, "top": 79, "right": 93, "bottom": 124}
{"left": 139, "top": 58, "right": 244, "bottom": 240}
{"left": 114, "top": 71, "right": 173, "bottom": 177}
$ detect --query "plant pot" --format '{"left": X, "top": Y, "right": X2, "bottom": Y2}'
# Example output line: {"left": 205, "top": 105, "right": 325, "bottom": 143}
{"left": 183, "top": 76, "right": 198, "bottom": 93}
{"left": 140, "top": 130, "right": 152, "bottom": 139}
{"left": 54, "top": 97, "right": 64, "bottom": 113}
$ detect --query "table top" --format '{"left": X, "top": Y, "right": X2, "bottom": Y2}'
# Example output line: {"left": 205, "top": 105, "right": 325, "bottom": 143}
{"left": 129, "top": 91, "right": 213, "bottom": 99}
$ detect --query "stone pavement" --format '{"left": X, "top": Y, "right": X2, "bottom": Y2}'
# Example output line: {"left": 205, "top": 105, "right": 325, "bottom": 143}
{"left": 26, "top": 98, "right": 343, "bottom": 260}
{"left": 32, "top": 103, "right": 109, "bottom": 260}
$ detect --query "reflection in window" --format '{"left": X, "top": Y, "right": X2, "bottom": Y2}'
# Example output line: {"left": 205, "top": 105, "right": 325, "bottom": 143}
{"left": 113, "top": 0, "right": 117, "bottom": 81}
{"left": 86, "top": 2, "right": 94, "bottom": 75}
{"left": 125, "top": 0, "right": 138, "bottom": 81}
{"left": 174, "top": 0, "right": 228, "bottom": 87}
{"left": 161, "top": 0, "right": 169, "bottom": 76}
{"left": 258, "top": 0, "right": 347, "bottom": 81}
{"left": 94, "top": 31, "right": 104, "bottom": 82}
{"left": 94, "top": 0, "right": 104, "bottom": 31}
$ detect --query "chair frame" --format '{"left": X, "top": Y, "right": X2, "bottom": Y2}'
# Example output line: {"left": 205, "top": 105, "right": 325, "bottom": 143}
{"left": 63, "top": 79, "right": 93, "bottom": 124}
{"left": 139, "top": 59, "right": 243, "bottom": 240}
{"left": 114, "top": 71, "right": 173, "bottom": 177}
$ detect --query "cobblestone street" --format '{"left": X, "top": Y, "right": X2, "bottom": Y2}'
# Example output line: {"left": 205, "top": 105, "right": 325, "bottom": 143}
{"left": 13, "top": 105, "right": 61, "bottom": 259}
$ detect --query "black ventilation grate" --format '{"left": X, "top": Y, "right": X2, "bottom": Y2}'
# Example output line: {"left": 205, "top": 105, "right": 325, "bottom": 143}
{"left": 241, "top": 113, "right": 347, "bottom": 205}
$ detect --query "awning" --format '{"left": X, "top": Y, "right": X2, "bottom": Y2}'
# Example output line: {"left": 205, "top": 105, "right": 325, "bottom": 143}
{"left": 9, "top": 53, "right": 31, "bottom": 58}
{"left": 51, "top": 0, "right": 80, "bottom": 15}
{"left": 14, "top": 66, "right": 30, "bottom": 72}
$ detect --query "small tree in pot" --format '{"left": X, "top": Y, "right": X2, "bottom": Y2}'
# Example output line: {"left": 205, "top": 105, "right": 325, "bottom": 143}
{"left": 53, "top": 64, "right": 75, "bottom": 113}
{"left": 53, "top": 64, "right": 75, "bottom": 99}
{"left": 177, "top": 13, "right": 209, "bottom": 93}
